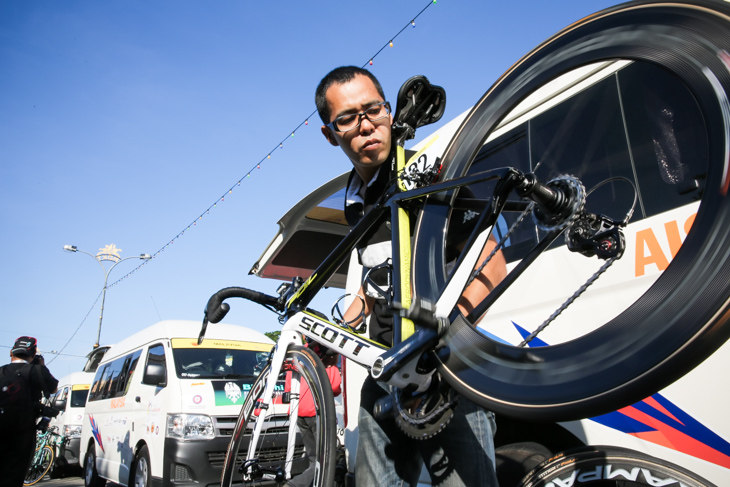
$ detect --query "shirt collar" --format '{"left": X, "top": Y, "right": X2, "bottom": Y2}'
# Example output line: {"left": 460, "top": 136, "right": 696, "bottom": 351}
{"left": 346, "top": 167, "right": 382, "bottom": 208}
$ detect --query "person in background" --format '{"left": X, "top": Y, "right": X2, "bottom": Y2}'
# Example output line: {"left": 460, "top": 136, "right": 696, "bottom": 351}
{"left": 0, "top": 336, "right": 58, "bottom": 487}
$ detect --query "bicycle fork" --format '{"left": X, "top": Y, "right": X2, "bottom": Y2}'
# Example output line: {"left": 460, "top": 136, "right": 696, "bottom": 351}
{"left": 241, "top": 329, "right": 301, "bottom": 482}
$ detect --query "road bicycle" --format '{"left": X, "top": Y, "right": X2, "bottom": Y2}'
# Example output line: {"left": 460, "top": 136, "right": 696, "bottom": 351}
{"left": 24, "top": 426, "right": 64, "bottom": 486}
{"left": 198, "top": 1, "right": 730, "bottom": 485}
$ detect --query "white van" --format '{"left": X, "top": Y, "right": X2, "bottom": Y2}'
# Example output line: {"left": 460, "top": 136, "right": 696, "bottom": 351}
{"left": 49, "top": 371, "right": 94, "bottom": 473}
{"left": 78, "top": 320, "right": 293, "bottom": 487}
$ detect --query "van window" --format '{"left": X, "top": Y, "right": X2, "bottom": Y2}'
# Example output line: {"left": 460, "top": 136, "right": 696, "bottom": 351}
{"left": 88, "top": 350, "right": 142, "bottom": 402}
{"left": 170, "top": 338, "right": 272, "bottom": 380}
{"left": 70, "top": 386, "right": 90, "bottom": 408}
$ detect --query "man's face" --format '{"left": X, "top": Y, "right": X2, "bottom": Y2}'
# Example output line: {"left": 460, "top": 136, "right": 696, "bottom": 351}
{"left": 321, "top": 74, "right": 393, "bottom": 181}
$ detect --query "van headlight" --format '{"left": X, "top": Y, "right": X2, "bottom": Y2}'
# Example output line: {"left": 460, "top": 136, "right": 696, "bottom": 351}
{"left": 166, "top": 414, "right": 215, "bottom": 440}
{"left": 63, "top": 425, "right": 82, "bottom": 438}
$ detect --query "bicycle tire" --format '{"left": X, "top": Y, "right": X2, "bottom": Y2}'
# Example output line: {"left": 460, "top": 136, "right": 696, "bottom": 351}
{"left": 24, "top": 445, "right": 54, "bottom": 486}
{"left": 220, "top": 345, "right": 337, "bottom": 487}
{"left": 413, "top": 0, "right": 730, "bottom": 421}
{"left": 517, "top": 446, "right": 716, "bottom": 487}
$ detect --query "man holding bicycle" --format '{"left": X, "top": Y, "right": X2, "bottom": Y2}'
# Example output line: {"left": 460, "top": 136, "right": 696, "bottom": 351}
{"left": 315, "top": 66, "right": 502, "bottom": 487}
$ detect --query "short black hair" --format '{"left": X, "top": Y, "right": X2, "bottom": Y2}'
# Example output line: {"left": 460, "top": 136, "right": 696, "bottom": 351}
{"left": 315, "top": 66, "right": 386, "bottom": 125}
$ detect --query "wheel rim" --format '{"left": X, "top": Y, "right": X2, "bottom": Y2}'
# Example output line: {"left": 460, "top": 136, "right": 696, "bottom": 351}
{"left": 85, "top": 452, "right": 95, "bottom": 484}
{"left": 134, "top": 456, "right": 148, "bottom": 487}
{"left": 221, "top": 346, "right": 337, "bottom": 487}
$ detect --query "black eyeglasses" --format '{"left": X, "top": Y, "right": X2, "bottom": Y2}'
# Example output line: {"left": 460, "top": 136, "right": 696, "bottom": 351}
{"left": 327, "top": 101, "right": 391, "bottom": 133}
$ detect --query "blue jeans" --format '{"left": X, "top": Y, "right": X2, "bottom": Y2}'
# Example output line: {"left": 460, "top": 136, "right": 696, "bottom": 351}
{"left": 355, "top": 377, "right": 498, "bottom": 487}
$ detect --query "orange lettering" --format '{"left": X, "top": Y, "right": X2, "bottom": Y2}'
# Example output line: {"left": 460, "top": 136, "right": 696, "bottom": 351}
{"left": 684, "top": 213, "right": 696, "bottom": 235}
{"left": 664, "top": 220, "right": 682, "bottom": 259}
{"left": 635, "top": 228, "right": 669, "bottom": 277}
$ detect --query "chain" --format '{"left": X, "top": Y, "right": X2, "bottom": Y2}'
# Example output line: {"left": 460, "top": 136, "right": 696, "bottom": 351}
{"left": 464, "top": 202, "right": 535, "bottom": 289}
{"left": 519, "top": 256, "right": 617, "bottom": 347}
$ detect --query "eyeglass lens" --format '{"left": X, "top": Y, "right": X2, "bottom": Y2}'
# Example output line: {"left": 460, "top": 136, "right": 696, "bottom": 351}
{"left": 334, "top": 103, "right": 389, "bottom": 132}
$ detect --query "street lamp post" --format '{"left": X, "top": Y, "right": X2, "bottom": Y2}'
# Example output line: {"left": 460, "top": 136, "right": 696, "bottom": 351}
{"left": 64, "top": 244, "right": 151, "bottom": 348}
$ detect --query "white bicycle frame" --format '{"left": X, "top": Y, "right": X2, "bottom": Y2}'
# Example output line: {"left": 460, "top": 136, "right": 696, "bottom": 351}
{"left": 242, "top": 307, "right": 447, "bottom": 481}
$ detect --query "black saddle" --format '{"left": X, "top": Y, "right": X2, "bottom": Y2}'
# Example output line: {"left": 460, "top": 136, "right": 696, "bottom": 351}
{"left": 392, "top": 75, "right": 446, "bottom": 143}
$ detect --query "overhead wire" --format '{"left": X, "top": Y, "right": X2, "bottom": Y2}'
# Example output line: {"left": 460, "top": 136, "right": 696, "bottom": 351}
{"left": 107, "top": 0, "right": 438, "bottom": 288}
{"left": 59, "top": 0, "right": 438, "bottom": 364}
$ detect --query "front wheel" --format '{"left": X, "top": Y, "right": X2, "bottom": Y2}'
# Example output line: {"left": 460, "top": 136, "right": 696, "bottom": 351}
{"left": 130, "top": 445, "right": 151, "bottom": 487}
{"left": 518, "top": 446, "right": 716, "bottom": 487}
{"left": 83, "top": 444, "right": 106, "bottom": 487}
{"left": 24, "top": 445, "right": 54, "bottom": 486}
{"left": 220, "top": 345, "right": 337, "bottom": 487}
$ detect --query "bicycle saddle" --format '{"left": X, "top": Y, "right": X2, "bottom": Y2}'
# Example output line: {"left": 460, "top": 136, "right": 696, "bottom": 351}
{"left": 392, "top": 75, "right": 446, "bottom": 142}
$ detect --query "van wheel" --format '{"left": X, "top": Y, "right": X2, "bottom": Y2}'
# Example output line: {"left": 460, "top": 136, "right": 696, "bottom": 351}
{"left": 517, "top": 446, "right": 716, "bottom": 487}
{"left": 130, "top": 445, "right": 151, "bottom": 487}
{"left": 83, "top": 444, "right": 106, "bottom": 487}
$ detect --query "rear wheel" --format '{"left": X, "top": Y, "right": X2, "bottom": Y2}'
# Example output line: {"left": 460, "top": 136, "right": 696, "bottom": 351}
{"left": 517, "top": 446, "right": 716, "bottom": 487}
{"left": 220, "top": 346, "right": 337, "bottom": 487}
{"left": 413, "top": 0, "right": 730, "bottom": 421}
{"left": 24, "top": 445, "right": 54, "bottom": 486}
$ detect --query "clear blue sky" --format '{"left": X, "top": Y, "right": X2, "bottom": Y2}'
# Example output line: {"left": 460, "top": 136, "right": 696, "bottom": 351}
{"left": 0, "top": 0, "right": 618, "bottom": 378}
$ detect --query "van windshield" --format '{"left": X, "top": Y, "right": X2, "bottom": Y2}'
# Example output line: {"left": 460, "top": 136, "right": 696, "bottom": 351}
{"left": 171, "top": 341, "right": 271, "bottom": 379}
{"left": 71, "top": 389, "right": 89, "bottom": 408}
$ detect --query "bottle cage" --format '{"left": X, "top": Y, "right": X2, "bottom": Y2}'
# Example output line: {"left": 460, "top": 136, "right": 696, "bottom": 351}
{"left": 363, "top": 259, "right": 394, "bottom": 305}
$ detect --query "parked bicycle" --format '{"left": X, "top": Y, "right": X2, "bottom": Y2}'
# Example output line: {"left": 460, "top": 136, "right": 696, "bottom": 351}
{"left": 199, "top": 1, "right": 730, "bottom": 486}
{"left": 24, "top": 425, "right": 64, "bottom": 486}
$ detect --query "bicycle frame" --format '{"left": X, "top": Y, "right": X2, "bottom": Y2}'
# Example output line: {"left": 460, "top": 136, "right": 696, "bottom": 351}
{"left": 239, "top": 161, "right": 527, "bottom": 481}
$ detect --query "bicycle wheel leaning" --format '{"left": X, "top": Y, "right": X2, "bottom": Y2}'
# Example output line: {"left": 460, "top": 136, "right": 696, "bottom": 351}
{"left": 517, "top": 446, "right": 716, "bottom": 487}
{"left": 24, "top": 445, "right": 54, "bottom": 486}
{"left": 220, "top": 345, "right": 337, "bottom": 487}
{"left": 413, "top": 0, "right": 730, "bottom": 421}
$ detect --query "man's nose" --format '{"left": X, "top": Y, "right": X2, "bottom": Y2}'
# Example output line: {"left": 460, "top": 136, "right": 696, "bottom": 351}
{"left": 359, "top": 115, "right": 376, "bottom": 133}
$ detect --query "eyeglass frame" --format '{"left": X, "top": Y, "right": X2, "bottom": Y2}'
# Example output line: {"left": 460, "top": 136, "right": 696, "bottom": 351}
{"left": 326, "top": 101, "right": 391, "bottom": 133}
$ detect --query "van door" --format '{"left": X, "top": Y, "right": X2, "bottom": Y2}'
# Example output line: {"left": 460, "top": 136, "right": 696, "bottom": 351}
{"left": 134, "top": 343, "right": 169, "bottom": 482}
{"left": 88, "top": 350, "right": 141, "bottom": 482}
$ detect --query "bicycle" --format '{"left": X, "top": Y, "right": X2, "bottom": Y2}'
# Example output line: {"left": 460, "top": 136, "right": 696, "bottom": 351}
{"left": 198, "top": 1, "right": 730, "bottom": 485}
{"left": 24, "top": 426, "right": 64, "bottom": 486}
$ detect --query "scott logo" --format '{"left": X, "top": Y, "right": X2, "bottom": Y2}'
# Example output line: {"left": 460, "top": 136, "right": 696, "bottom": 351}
{"left": 299, "top": 315, "right": 375, "bottom": 356}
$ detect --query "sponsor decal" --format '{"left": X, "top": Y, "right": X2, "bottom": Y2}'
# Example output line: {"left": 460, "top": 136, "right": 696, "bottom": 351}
{"left": 211, "top": 380, "right": 285, "bottom": 407}
{"left": 171, "top": 337, "right": 273, "bottom": 352}
{"left": 225, "top": 382, "right": 242, "bottom": 404}
{"left": 110, "top": 397, "right": 125, "bottom": 409}
{"left": 89, "top": 414, "right": 104, "bottom": 453}
{"left": 193, "top": 394, "right": 203, "bottom": 405}
{"left": 463, "top": 210, "right": 479, "bottom": 223}
{"left": 634, "top": 213, "right": 695, "bottom": 277}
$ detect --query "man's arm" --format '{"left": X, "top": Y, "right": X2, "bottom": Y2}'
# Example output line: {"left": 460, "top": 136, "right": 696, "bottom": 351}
{"left": 457, "top": 236, "right": 507, "bottom": 317}
{"left": 342, "top": 284, "right": 375, "bottom": 330}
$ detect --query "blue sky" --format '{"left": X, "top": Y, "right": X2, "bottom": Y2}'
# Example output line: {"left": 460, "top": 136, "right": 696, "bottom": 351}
{"left": 0, "top": 0, "right": 618, "bottom": 378}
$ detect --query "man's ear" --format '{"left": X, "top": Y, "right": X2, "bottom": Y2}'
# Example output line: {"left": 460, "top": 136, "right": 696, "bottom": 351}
{"left": 321, "top": 126, "right": 340, "bottom": 147}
